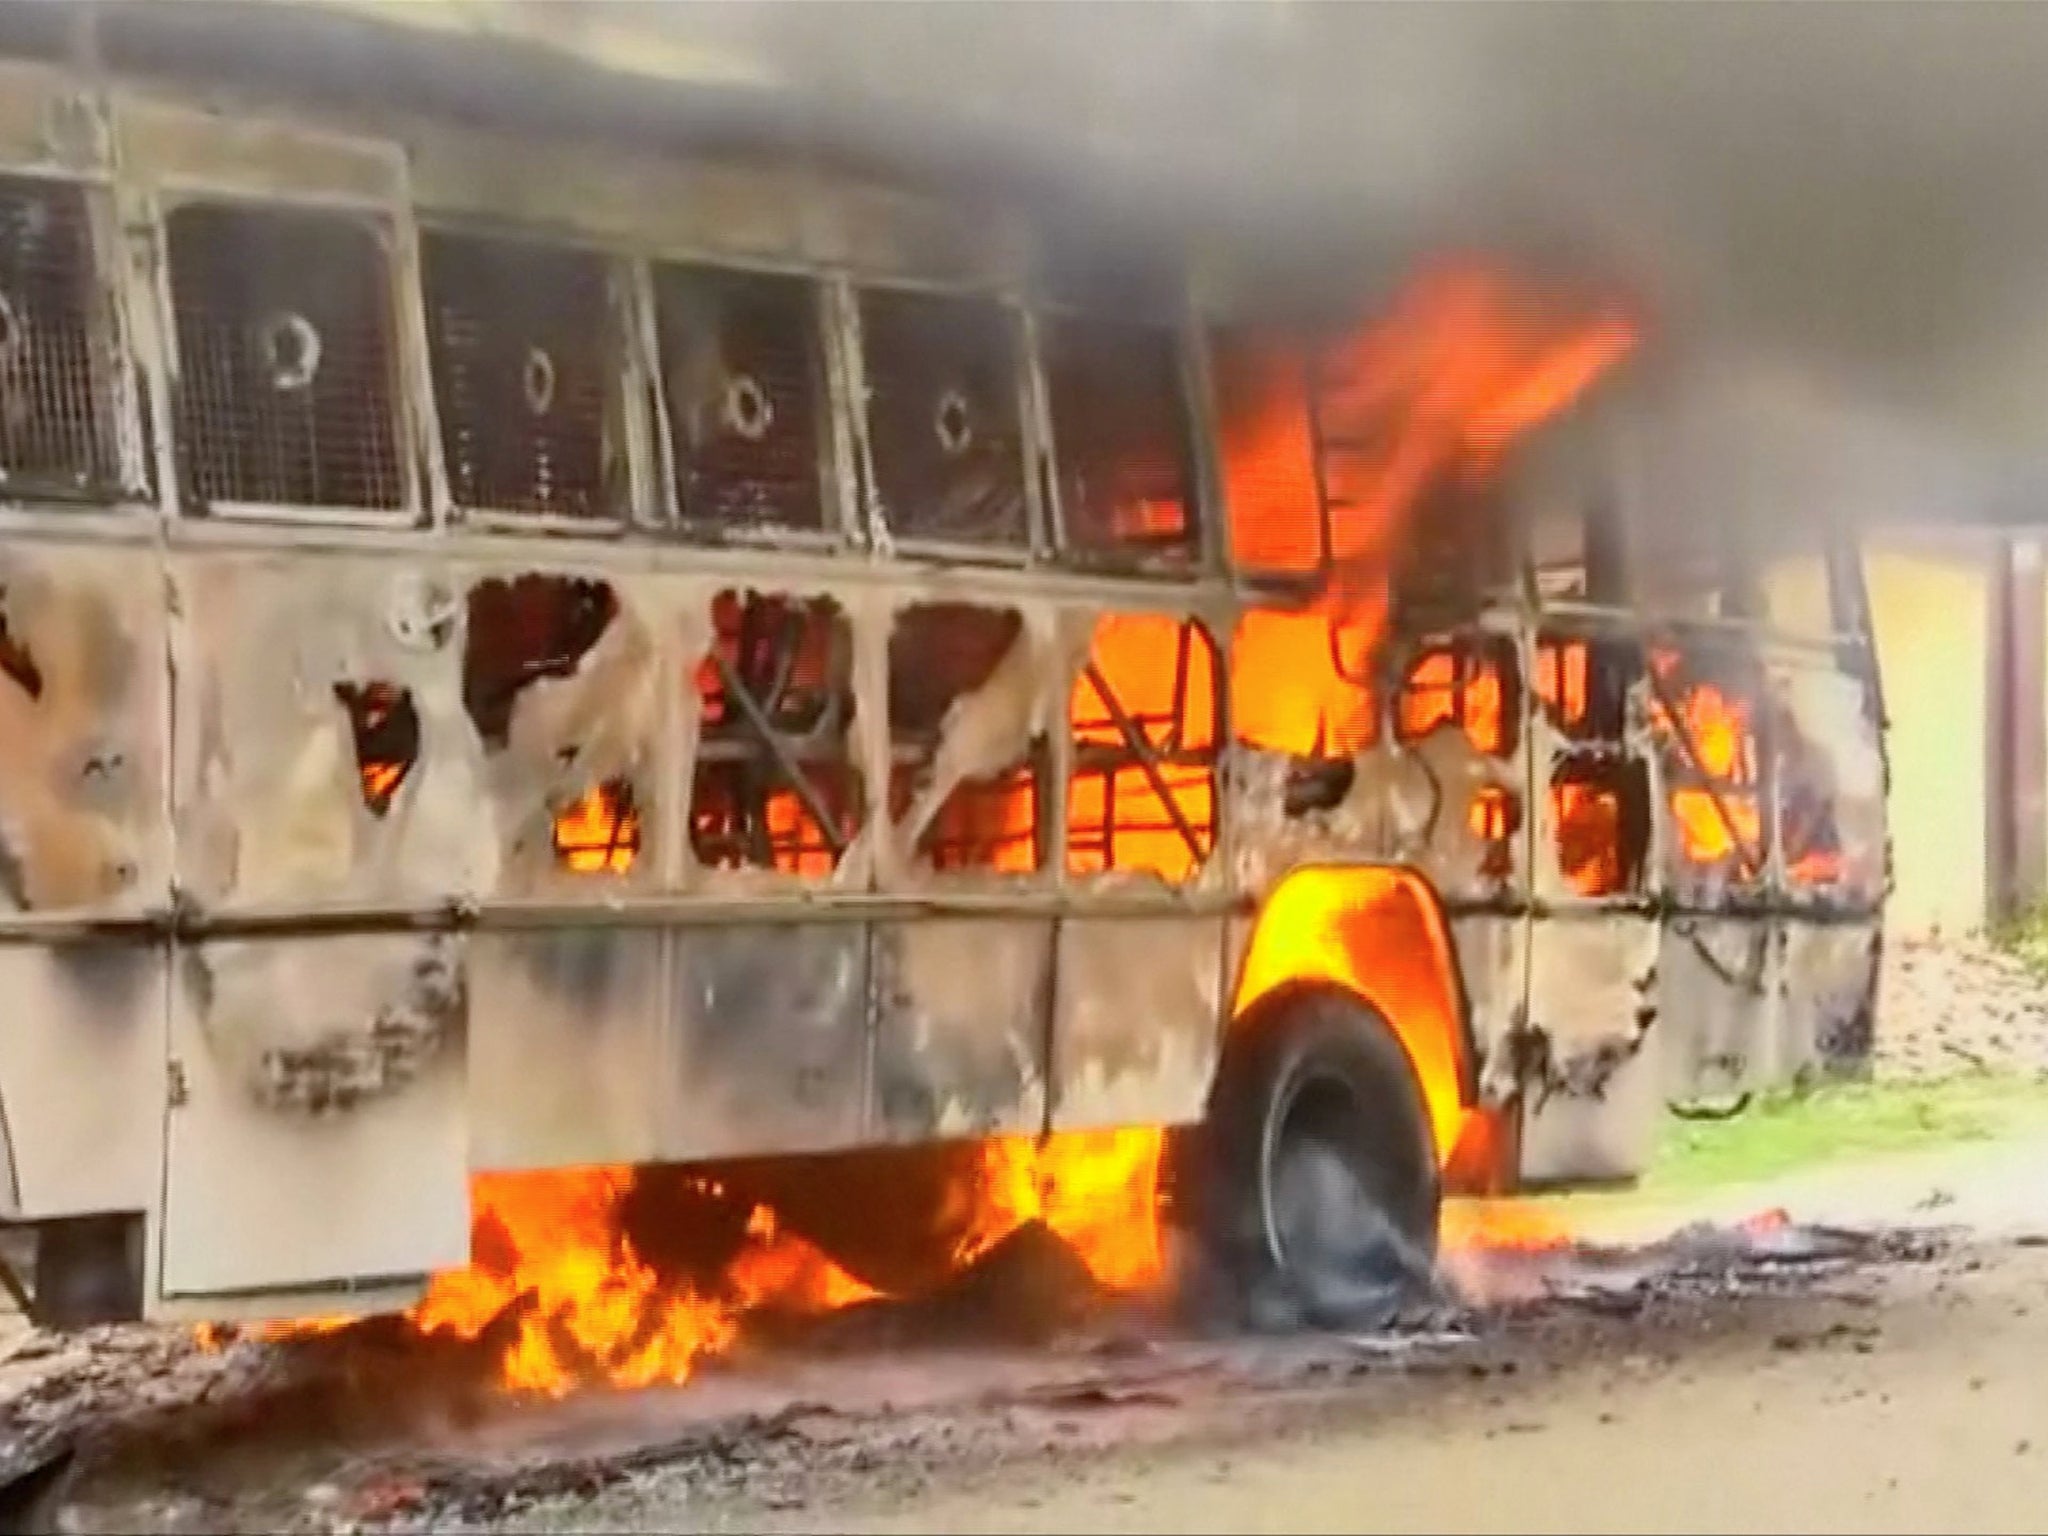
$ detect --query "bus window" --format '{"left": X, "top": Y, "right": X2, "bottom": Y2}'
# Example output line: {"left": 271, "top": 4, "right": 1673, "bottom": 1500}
{"left": 464, "top": 573, "right": 646, "bottom": 876}
{"left": 1646, "top": 642, "right": 1768, "bottom": 887}
{"left": 0, "top": 175, "right": 123, "bottom": 496}
{"left": 656, "top": 264, "right": 831, "bottom": 538}
{"left": 1069, "top": 613, "right": 1218, "bottom": 880}
{"left": 422, "top": 229, "right": 621, "bottom": 521}
{"left": 1042, "top": 316, "right": 1200, "bottom": 569}
{"left": 691, "top": 589, "right": 858, "bottom": 877}
{"left": 859, "top": 289, "right": 1029, "bottom": 551}
{"left": 1532, "top": 630, "right": 1651, "bottom": 898}
{"left": 168, "top": 201, "right": 404, "bottom": 512}
{"left": 887, "top": 602, "right": 1044, "bottom": 874}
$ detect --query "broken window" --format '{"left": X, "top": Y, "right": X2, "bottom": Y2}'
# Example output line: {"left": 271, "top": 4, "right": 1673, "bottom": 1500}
{"left": 888, "top": 602, "right": 1043, "bottom": 873}
{"left": 1041, "top": 315, "right": 1200, "bottom": 569}
{"left": 655, "top": 264, "right": 830, "bottom": 538}
{"left": 167, "top": 202, "right": 403, "bottom": 511}
{"left": 1068, "top": 613, "right": 1218, "bottom": 881}
{"left": 423, "top": 230, "right": 621, "bottom": 520}
{"left": 0, "top": 176, "right": 122, "bottom": 497}
{"left": 691, "top": 589, "right": 858, "bottom": 876}
{"left": 859, "top": 288, "right": 1028, "bottom": 550}
{"left": 462, "top": 573, "right": 641, "bottom": 873}
{"left": 1532, "top": 631, "right": 1651, "bottom": 897}
{"left": 1210, "top": 330, "right": 1324, "bottom": 577}
{"left": 1647, "top": 641, "right": 1769, "bottom": 889}
{"left": 1231, "top": 607, "right": 1377, "bottom": 759}
{"left": 1395, "top": 636, "right": 1518, "bottom": 758}
{"left": 332, "top": 680, "right": 419, "bottom": 818}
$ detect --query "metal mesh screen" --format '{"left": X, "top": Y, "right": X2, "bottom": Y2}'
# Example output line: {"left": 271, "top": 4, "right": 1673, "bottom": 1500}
{"left": 859, "top": 289, "right": 1027, "bottom": 548}
{"left": 423, "top": 230, "right": 615, "bottom": 519}
{"left": 168, "top": 202, "right": 403, "bottom": 511}
{"left": 655, "top": 265, "right": 828, "bottom": 536}
{"left": 1042, "top": 316, "right": 1198, "bottom": 567}
{"left": 0, "top": 175, "right": 120, "bottom": 496}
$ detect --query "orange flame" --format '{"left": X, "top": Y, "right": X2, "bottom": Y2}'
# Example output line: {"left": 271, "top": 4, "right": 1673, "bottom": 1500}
{"left": 1651, "top": 668, "right": 1763, "bottom": 868}
{"left": 553, "top": 780, "right": 641, "bottom": 873}
{"left": 408, "top": 1167, "right": 878, "bottom": 1398}
{"left": 385, "top": 1129, "right": 1167, "bottom": 1399}
{"left": 1315, "top": 262, "right": 1635, "bottom": 637}
{"left": 954, "top": 1129, "right": 1169, "bottom": 1294}
{"left": 1219, "top": 263, "right": 1633, "bottom": 755}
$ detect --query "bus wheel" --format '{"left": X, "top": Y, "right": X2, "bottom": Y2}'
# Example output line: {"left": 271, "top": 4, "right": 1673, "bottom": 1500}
{"left": 1196, "top": 986, "right": 1441, "bottom": 1330}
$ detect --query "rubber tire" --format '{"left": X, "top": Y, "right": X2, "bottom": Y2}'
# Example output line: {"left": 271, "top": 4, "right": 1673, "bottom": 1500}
{"left": 1195, "top": 985, "right": 1442, "bottom": 1331}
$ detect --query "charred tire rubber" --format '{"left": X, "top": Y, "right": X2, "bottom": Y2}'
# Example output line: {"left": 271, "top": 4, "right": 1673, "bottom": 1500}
{"left": 1195, "top": 986, "right": 1442, "bottom": 1331}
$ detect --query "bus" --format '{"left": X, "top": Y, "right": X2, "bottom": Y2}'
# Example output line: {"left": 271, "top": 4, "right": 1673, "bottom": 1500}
{"left": 0, "top": 9, "right": 1886, "bottom": 1337}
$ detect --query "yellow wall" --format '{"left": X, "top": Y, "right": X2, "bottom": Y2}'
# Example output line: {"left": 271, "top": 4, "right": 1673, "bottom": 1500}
{"left": 1864, "top": 547, "right": 1989, "bottom": 937}
{"left": 1763, "top": 544, "right": 1988, "bottom": 936}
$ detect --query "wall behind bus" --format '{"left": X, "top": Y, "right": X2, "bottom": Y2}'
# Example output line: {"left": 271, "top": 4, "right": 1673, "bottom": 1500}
{"left": 1865, "top": 542, "right": 1991, "bottom": 938}
{"left": 1763, "top": 538, "right": 1988, "bottom": 938}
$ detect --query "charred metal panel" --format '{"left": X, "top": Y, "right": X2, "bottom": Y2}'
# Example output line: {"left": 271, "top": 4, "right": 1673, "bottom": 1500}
{"left": 410, "top": 128, "right": 1029, "bottom": 284}
{"left": 468, "top": 929, "right": 666, "bottom": 1169}
{"left": 661, "top": 922, "right": 868, "bottom": 1160}
{"left": 1782, "top": 919, "right": 1881, "bottom": 1081}
{"left": 162, "top": 935, "right": 468, "bottom": 1295}
{"left": 1250, "top": 625, "right": 1526, "bottom": 906}
{"left": 411, "top": 132, "right": 808, "bottom": 262}
{"left": 1363, "top": 722, "right": 1521, "bottom": 902}
{"left": 0, "top": 545, "right": 166, "bottom": 915}
{"left": 1049, "top": 914, "right": 1224, "bottom": 1131}
{"left": 1517, "top": 1025, "right": 1664, "bottom": 1185}
{"left": 1517, "top": 912, "right": 1659, "bottom": 1183}
{"left": 806, "top": 183, "right": 1028, "bottom": 285}
{"left": 0, "top": 944, "right": 161, "bottom": 1220}
{"left": 869, "top": 917, "right": 1050, "bottom": 1140}
{"left": 0, "top": 61, "right": 110, "bottom": 176}
{"left": 462, "top": 569, "right": 671, "bottom": 897}
{"left": 114, "top": 94, "right": 407, "bottom": 206}
{"left": 1451, "top": 912, "right": 1525, "bottom": 1105}
{"left": 1657, "top": 915, "right": 1777, "bottom": 1099}
{"left": 172, "top": 553, "right": 493, "bottom": 909}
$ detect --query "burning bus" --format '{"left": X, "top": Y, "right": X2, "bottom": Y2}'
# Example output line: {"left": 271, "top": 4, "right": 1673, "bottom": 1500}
{"left": 0, "top": 3, "right": 1885, "bottom": 1379}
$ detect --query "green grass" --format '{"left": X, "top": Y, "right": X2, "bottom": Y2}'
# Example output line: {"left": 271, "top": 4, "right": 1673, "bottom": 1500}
{"left": 1641, "top": 1071, "right": 2048, "bottom": 1196}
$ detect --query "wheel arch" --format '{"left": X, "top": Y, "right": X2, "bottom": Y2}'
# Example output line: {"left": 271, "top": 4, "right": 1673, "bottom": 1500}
{"left": 1225, "top": 863, "right": 1479, "bottom": 1166}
